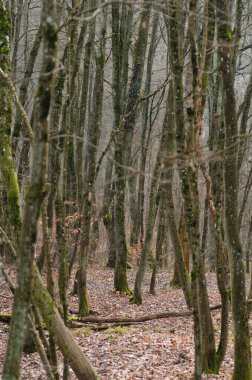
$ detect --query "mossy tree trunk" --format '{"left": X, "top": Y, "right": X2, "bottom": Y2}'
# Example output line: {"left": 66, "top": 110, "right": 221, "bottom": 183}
{"left": 114, "top": 1, "right": 151, "bottom": 294}
{"left": 101, "top": 160, "right": 116, "bottom": 268}
{"left": 166, "top": 1, "right": 217, "bottom": 377}
{"left": 45, "top": 42, "right": 68, "bottom": 380}
{"left": 130, "top": 12, "right": 159, "bottom": 247}
{"left": 132, "top": 145, "right": 161, "bottom": 304}
{"left": 217, "top": 1, "right": 252, "bottom": 378}
{"left": 165, "top": 0, "right": 193, "bottom": 309}
{"left": 2, "top": 0, "right": 58, "bottom": 378}
{"left": 186, "top": 1, "right": 217, "bottom": 376}
{"left": 75, "top": 0, "right": 95, "bottom": 209}
{"left": 150, "top": 195, "right": 167, "bottom": 294}
{"left": 102, "top": 3, "right": 133, "bottom": 270}
{"left": 170, "top": 210, "right": 190, "bottom": 287}
{"left": 197, "top": 197, "right": 216, "bottom": 374}
{"left": 161, "top": 83, "right": 193, "bottom": 309}
{"left": 2, "top": 1, "right": 98, "bottom": 379}
{"left": 32, "top": 267, "right": 98, "bottom": 380}
{"left": 0, "top": 0, "right": 21, "bottom": 245}
{"left": 78, "top": 8, "right": 106, "bottom": 317}
{"left": 112, "top": 2, "right": 133, "bottom": 294}
{"left": 208, "top": 71, "right": 230, "bottom": 371}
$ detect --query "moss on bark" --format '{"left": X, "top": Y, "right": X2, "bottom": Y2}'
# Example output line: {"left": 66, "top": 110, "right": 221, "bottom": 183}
{"left": 0, "top": 1, "right": 21, "bottom": 241}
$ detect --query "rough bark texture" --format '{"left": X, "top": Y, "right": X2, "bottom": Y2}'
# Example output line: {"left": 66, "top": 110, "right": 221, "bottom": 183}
{"left": 0, "top": 0, "right": 21, "bottom": 243}
{"left": 217, "top": 1, "right": 252, "bottom": 379}
{"left": 112, "top": 2, "right": 134, "bottom": 295}
{"left": 2, "top": 1, "right": 57, "bottom": 378}
{"left": 78, "top": 9, "right": 106, "bottom": 316}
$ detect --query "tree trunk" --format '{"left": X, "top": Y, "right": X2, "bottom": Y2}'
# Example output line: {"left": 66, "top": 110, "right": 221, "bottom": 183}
{"left": 0, "top": 1, "right": 21, "bottom": 246}
{"left": 78, "top": 9, "right": 106, "bottom": 316}
{"left": 132, "top": 85, "right": 173, "bottom": 304}
{"left": 170, "top": 210, "right": 190, "bottom": 287}
{"left": 2, "top": 1, "right": 58, "bottom": 378}
{"left": 217, "top": 2, "right": 251, "bottom": 378}
{"left": 130, "top": 12, "right": 159, "bottom": 247}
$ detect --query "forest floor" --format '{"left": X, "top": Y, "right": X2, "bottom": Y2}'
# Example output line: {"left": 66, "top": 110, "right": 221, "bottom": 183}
{"left": 0, "top": 267, "right": 241, "bottom": 379}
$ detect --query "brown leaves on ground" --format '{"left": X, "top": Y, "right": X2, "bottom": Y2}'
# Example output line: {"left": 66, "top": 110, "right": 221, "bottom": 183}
{"left": 0, "top": 268, "right": 237, "bottom": 379}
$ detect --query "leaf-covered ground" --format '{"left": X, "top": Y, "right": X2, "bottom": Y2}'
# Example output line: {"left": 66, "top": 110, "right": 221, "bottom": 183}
{"left": 0, "top": 268, "right": 237, "bottom": 379}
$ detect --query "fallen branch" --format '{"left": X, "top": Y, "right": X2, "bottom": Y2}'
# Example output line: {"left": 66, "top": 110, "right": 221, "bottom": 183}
{"left": 69, "top": 321, "right": 138, "bottom": 330}
{"left": 3, "top": 301, "right": 252, "bottom": 329}
{"left": 70, "top": 303, "right": 223, "bottom": 325}
{"left": 0, "top": 305, "right": 221, "bottom": 326}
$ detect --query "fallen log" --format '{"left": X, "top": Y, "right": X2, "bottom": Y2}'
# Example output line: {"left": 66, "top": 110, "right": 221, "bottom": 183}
{"left": 70, "top": 303, "right": 223, "bottom": 325}
{"left": 69, "top": 321, "right": 139, "bottom": 330}
{"left": 0, "top": 304, "right": 221, "bottom": 326}
{"left": 3, "top": 300, "right": 252, "bottom": 329}
{"left": 71, "top": 299, "right": 252, "bottom": 325}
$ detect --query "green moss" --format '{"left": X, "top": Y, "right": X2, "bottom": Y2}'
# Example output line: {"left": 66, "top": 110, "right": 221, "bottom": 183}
{"left": 219, "top": 25, "right": 233, "bottom": 42}
{"left": 106, "top": 326, "right": 129, "bottom": 335}
{"left": 69, "top": 316, "right": 79, "bottom": 322}
{"left": 102, "top": 326, "right": 129, "bottom": 340}
{"left": 32, "top": 267, "right": 55, "bottom": 328}
{"left": 0, "top": 2, "right": 22, "bottom": 239}
{"left": 154, "top": 326, "right": 166, "bottom": 334}
{"left": 74, "top": 327, "right": 93, "bottom": 336}
{"left": 202, "top": 74, "right": 209, "bottom": 93}
{"left": 79, "top": 286, "right": 89, "bottom": 317}
{"left": 105, "top": 333, "right": 116, "bottom": 340}
{"left": 114, "top": 268, "right": 132, "bottom": 296}
{"left": 225, "top": 29, "right": 233, "bottom": 41}
{"left": 203, "top": 368, "right": 217, "bottom": 375}
{"left": 202, "top": 351, "right": 219, "bottom": 375}
{"left": 169, "top": 277, "right": 181, "bottom": 288}
{"left": 130, "top": 295, "right": 141, "bottom": 305}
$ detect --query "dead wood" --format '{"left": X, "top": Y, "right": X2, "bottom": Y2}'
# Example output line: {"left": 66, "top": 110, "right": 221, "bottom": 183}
{"left": 70, "top": 303, "right": 223, "bottom": 326}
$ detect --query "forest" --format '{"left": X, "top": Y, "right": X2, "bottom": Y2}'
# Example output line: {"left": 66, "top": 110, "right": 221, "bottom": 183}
{"left": 0, "top": 0, "right": 252, "bottom": 379}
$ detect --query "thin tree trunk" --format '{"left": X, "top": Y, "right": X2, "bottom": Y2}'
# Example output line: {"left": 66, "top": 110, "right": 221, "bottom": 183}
{"left": 217, "top": 2, "right": 251, "bottom": 378}
{"left": 131, "top": 12, "right": 159, "bottom": 247}
{"left": 161, "top": 83, "right": 192, "bottom": 309}
{"left": 132, "top": 86, "right": 172, "bottom": 304}
{"left": 170, "top": 210, "right": 190, "bottom": 287}
{"left": 150, "top": 197, "right": 166, "bottom": 294}
{"left": 102, "top": 3, "right": 133, "bottom": 269}
{"left": 78, "top": 8, "right": 106, "bottom": 316}
{"left": 112, "top": 2, "right": 133, "bottom": 294}
{"left": 75, "top": 0, "right": 96, "bottom": 208}
{"left": 0, "top": 1, "right": 21, "bottom": 246}
{"left": 12, "top": 22, "right": 43, "bottom": 151}
{"left": 11, "top": 0, "right": 23, "bottom": 81}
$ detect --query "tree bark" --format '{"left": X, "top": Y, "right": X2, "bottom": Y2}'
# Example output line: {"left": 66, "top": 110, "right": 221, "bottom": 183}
{"left": 217, "top": 1, "right": 252, "bottom": 378}
{"left": 2, "top": 0, "right": 57, "bottom": 378}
